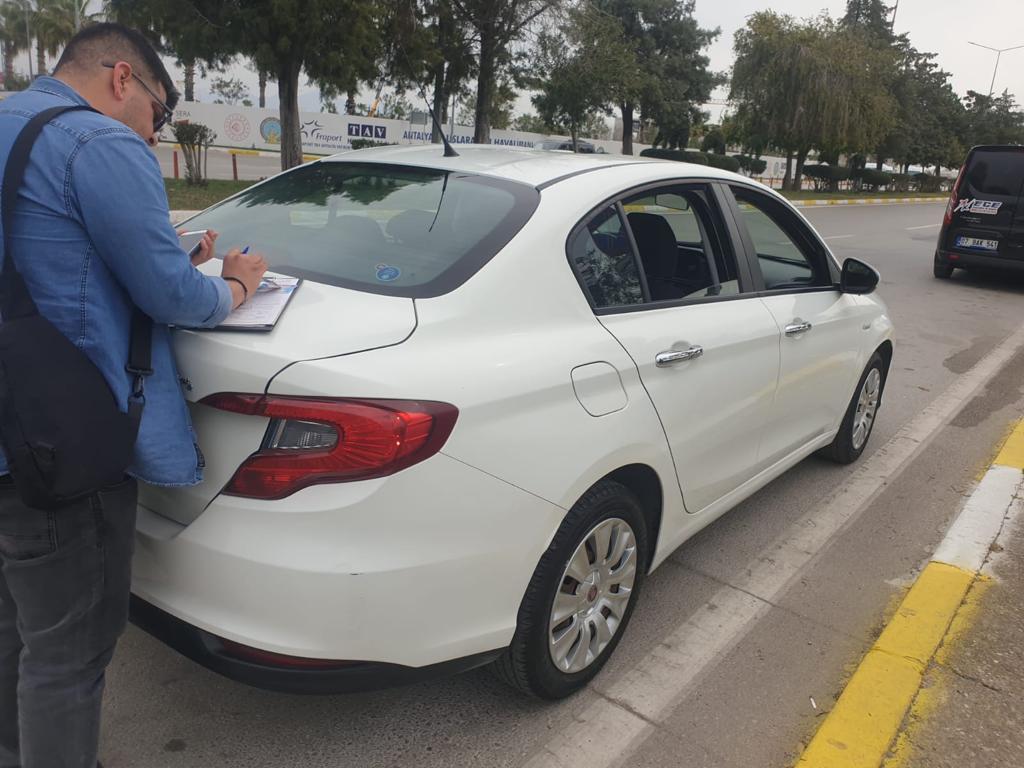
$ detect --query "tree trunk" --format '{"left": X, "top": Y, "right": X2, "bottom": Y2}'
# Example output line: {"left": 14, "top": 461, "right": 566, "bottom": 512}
{"left": 570, "top": 124, "right": 578, "bottom": 153}
{"left": 793, "top": 148, "right": 810, "bottom": 191}
{"left": 473, "top": 25, "right": 497, "bottom": 144}
{"left": 183, "top": 60, "right": 195, "bottom": 102}
{"left": 276, "top": 58, "right": 303, "bottom": 170}
{"left": 782, "top": 149, "right": 794, "bottom": 190}
{"left": 3, "top": 43, "right": 13, "bottom": 86}
{"left": 431, "top": 61, "right": 446, "bottom": 143}
{"left": 345, "top": 90, "right": 356, "bottom": 115}
{"left": 35, "top": 40, "right": 44, "bottom": 77}
{"left": 620, "top": 102, "right": 634, "bottom": 155}
{"left": 258, "top": 69, "right": 267, "bottom": 108}
{"left": 876, "top": 153, "right": 884, "bottom": 170}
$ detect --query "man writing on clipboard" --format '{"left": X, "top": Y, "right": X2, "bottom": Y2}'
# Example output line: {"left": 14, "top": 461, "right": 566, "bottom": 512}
{"left": 0, "top": 23, "right": 266, "bottom": 768}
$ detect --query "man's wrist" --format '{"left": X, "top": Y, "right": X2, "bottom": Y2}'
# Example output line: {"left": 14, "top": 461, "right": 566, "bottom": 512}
{"left": 224, "top": 277, "right": 248, "bottom": 308}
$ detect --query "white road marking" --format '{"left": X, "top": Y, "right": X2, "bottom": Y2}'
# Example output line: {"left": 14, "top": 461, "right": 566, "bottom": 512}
{"left": 825, "top": 235, "right": 854, "bottom": 240}
{"left": 933, "top": 465, "right": 1024, "bottom": 573}
{"left": 523, "top": 321, "right": 1024, "bottom": 768}
{"left": 906, "top": 223, "right": 941, "bottom": 230}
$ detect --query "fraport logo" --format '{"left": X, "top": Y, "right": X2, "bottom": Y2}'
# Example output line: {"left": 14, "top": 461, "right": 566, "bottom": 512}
{"left": 348, "top": 123, "right": 387, "bottom": 139}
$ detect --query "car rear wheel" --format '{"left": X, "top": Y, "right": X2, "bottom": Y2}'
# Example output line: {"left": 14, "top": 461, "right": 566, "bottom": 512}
{"left": 933, "top": 254, "right": 954, "bottom": 279}
{"left": 494, "top": 480, "right": 648, "bottom": 699}
{"left": 820, "top": 353, "right": 885, "bottom": 465}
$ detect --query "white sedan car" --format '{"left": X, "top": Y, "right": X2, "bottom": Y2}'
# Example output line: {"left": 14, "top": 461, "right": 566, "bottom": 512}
{"left": 132, "top": 145, "right": 893, "bottom": 699}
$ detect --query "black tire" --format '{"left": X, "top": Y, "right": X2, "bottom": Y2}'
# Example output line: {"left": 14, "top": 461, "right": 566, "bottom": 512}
{"left": 820, "top": 352, "right": 886, "bottom": 464}
{"left": 933, "top": 254, "right": 954, "bottom": 279}
{"left": 493, "top": 480, "right": 648, "bottom": 699}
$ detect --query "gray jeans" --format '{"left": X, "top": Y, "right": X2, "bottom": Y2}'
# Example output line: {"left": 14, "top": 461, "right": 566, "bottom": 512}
{"left": 0, "top": 477, "right": 137, "bottom": 768}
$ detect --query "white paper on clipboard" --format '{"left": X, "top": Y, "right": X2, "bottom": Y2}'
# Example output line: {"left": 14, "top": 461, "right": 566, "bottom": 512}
{"left": 217, "top": 275, "right": 301, "bottom": 330}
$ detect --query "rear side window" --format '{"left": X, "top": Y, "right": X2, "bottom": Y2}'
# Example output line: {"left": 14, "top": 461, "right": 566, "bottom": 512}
{"left": 185, "top": 162, "right": 539, "bottom": 297}
{"left": 568, "top": 206, "right": 644, "bottom": 308}
{"left": 963, "top": 150, "right": 1024, "bottom": 198}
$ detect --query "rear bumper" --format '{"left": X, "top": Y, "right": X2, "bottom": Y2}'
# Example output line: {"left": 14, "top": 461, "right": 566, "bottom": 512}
{"left": 129, "top": 595, "right": 503, "bottom": 694}
{"left": 130, "top": 453, "right": 566, "bottom": 686}
{"left": 937, "top": 248, "right": 1024, "bottom": 272}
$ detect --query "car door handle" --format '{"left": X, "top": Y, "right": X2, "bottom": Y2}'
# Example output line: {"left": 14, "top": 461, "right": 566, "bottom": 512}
{"left": 656, "top": 345, "right": 704, "bottom": 367}
{"left": 784, "top": 321, "right": 813, "bottom": 336}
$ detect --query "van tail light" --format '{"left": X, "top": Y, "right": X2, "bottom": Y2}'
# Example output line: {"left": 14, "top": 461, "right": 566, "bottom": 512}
{"left": 200, "top": 394, "right": 458, "bottom": 500}
{"left": 944, "top": 163, "right": 966, "bottom": 225}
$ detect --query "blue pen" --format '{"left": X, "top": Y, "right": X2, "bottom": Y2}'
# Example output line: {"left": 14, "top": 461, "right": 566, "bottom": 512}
{"left": 240, "top": 245, "right": 250, "bottom": 254}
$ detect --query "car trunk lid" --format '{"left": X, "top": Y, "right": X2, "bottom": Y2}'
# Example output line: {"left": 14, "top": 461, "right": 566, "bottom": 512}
{"left": 139, "top": 268, "right": 417, "bottom": 526}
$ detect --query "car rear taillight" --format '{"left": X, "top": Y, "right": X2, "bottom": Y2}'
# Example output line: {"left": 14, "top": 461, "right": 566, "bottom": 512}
{"left": 200, "top": 394, "right": 458, "bottom": 500}
{"left": 944, "top": 163, "right": 966, "bottom": 225}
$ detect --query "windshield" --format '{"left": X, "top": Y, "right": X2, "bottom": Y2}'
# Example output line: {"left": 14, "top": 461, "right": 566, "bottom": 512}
{"left": 187, "top": 162, "right": 540, "bottom": 297}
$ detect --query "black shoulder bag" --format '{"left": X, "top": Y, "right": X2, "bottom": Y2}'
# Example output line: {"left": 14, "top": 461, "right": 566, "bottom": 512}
{"left": 0, "top": 105, "right": 153, "bottom": 509}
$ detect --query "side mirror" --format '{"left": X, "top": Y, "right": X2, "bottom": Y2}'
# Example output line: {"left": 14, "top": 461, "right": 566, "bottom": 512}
{"left": 840, "top": 258, "right": 879, "bottom": 294}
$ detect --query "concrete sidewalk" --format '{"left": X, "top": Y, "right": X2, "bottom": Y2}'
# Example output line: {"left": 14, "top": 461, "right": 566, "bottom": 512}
{"left": 883, "top": 503, "right": 1024, "bottom": 767}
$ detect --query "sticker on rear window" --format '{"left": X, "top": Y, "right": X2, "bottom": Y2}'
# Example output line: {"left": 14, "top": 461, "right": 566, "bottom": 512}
{"left": 375, "top": 264, "right": 401, "bottom": 282}
{"left": 955, "top": 199, "right": 1002, "bottom": 215}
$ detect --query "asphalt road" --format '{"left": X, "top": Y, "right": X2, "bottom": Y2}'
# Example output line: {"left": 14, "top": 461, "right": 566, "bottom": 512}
{"left": 99, "top": 201, "right": 1024, "bottom": 767}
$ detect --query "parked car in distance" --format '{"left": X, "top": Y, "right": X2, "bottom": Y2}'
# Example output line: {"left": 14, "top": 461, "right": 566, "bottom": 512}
{"left": 535, "top": 137, "right": 606, "bottom": 153}
{"left": 934, "top": 144, "right": 1024, "bottom": 278}
{"left": 132, "top": 145, "right": 893, "bottom": 700}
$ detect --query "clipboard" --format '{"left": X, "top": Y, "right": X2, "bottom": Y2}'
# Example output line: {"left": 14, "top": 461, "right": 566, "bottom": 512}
{"left": 216, "top": 276, "right": 302, "bottom": 331}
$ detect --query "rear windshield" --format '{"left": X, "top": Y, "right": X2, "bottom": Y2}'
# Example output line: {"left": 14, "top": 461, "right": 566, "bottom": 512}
{"left": 963, "top": 149, "right": 1024, "bottom": 198}
{"left": 186, "top": 162, "right": 540, "bottom": 297}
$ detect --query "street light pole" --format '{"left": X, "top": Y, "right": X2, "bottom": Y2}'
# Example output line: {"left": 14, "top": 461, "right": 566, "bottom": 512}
{"left": 23, "top": 0, "right": 32, "bottom": 80}
{"left": 968, "top": 41, "right": 1024, "bottom": 98}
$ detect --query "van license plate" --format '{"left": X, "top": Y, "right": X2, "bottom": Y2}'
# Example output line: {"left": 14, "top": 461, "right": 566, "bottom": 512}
{"left": 956, "top": 236, "right": 999, "bottom": 251}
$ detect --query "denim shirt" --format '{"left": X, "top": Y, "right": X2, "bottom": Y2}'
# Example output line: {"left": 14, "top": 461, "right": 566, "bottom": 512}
{"left": 0, "top": 77, "right": 233, "bottom": 486}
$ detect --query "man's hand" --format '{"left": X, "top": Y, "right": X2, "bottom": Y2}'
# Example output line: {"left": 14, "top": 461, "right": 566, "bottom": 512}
{"left": 222, "top": 248, "right": 268, "bottom": 308}
{"left": 176, "top": 227, "right": 219, "bottom": 267}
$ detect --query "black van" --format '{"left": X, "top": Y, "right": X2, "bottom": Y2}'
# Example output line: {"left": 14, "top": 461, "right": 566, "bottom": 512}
{"left": 934, "top": 145, "right": 1024, "bottom": 278}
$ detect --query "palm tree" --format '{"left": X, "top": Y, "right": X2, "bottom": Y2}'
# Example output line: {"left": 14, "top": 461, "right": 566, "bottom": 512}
{"left": 0, "top": 1, "right": 32, "bottom": 86}
{"left": 33, "top": 0, "right": 95, "bottom": 75}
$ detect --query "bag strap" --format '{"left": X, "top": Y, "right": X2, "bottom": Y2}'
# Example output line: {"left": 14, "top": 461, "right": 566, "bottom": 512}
{"left": 1, "top": 104, "right": 154, "bottom": 429}
{"left": 0, "top": 105, "right": 91, "bottom": 319}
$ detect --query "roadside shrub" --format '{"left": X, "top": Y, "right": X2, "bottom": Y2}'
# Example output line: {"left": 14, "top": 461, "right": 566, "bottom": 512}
{"left": 891, "top": 173, "right": 912, "bottom": 192}
{"left": 705, "top": 153, "right": 741, "bottom": 173}
{"left": 640, "top": 148, "right": 710, "bottom": 165}
{"left": 913, "top": 173, "right": 943, "bottom": 193}
{"left": 802, "top": 164, "right": 850, "bottom": 192}
{"left": 171, "top": 121, "right": 216, "bottom": 186}
{"left": 860, "top": 169, "right": 894, "bottom": 191}
{"left": 350, "top": 139, "right": 398, "bottom": 150}
{"left": 735, "top": 155, "right": 768, "bottom": 176}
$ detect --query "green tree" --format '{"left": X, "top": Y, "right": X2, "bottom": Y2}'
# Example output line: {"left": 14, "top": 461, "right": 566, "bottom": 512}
{"left": 962, "top": 90, "right": 1024, "bottom": 147}
{"left": 449, "top": 0, "right": 561, "bottom": 143}
{"left": 33, "top": 0, "right": 95, "bottom": 75}
{"left": 209, "top": 76, "right": 249, "bottom": 105}
{"left": 511, "top": 112, "right": 552, "bottom": 133}
{"left": 591, "top": 0, "right": 718, "bottom": 155}
{"left": 730, "top": 12, "right": 896, "bottom": 190}
{"left": 110, "top": 0, "right": 383, "bottom": 170}
{"left": 530, "top": 5, "right": 636, "bottom": 151}
{"left": 840, "top": 0, "right": 893, "bottom": 37}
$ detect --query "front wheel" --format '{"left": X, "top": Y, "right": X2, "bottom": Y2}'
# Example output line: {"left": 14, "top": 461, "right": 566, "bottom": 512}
{"left": 493, "top": 480, "right": 648, "bottom": 699}
{"left": 820, "top": 353, "right": 885, "bottom": 464}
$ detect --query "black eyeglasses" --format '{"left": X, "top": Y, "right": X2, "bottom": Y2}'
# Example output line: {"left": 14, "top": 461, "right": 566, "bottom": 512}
{"left": 101, "top": 62, "right": 174, "bottom": 133}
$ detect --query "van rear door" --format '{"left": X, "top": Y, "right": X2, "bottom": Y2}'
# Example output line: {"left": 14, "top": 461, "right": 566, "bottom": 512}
{"left": 947, "top": 147, "right": 1024, "bottom": 260}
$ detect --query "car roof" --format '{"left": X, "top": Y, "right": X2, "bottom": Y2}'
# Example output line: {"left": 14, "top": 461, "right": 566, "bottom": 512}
{"left": 320, "top": 143, "right": 747, "bottom": 188}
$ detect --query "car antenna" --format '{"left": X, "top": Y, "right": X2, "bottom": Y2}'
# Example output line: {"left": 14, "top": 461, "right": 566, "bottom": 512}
{"left": 395, "top": 43, "right": 459, "bottom": 157}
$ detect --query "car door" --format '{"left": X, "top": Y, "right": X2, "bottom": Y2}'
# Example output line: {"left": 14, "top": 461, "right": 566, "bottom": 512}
{"left": 568, "top": 183, "right": 781, "bottom": 514}
{"left": 725, "top": 184, "right": 867, "bottom": 466}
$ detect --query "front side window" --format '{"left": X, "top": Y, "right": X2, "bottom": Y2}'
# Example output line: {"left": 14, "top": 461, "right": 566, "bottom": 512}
{"left": 731, "top": 187, "right": 832, "bottom": 290}
{"left": 184, "top": 162, "right": 539, "bottom": 297}
{"left": 622, "top": 187, "right": 742, "bottom": 302}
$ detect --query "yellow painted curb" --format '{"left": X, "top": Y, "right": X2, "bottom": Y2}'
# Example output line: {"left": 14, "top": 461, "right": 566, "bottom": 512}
{"left": 993, "top": 419, "right": 1024, "bottom": 469}
{"left": 795, "top": 562, "right": 974, "bottom": 768}
{"left": 228, "top": 148, "right": 260, "bottom": 156}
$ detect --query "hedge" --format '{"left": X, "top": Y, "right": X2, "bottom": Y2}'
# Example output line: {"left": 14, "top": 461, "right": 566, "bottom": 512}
{"left": 640, "top": 148, "right": 740, "bottom": 172}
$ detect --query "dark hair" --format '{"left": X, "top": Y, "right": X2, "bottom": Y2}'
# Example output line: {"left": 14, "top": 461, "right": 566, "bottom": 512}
{"left": 54, "top": 22, "right": 179, "bottom": 110}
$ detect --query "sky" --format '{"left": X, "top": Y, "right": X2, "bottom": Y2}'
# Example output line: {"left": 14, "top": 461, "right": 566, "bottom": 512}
{"left": 10, "top": 1, "right": 1024, "bottom": 123}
